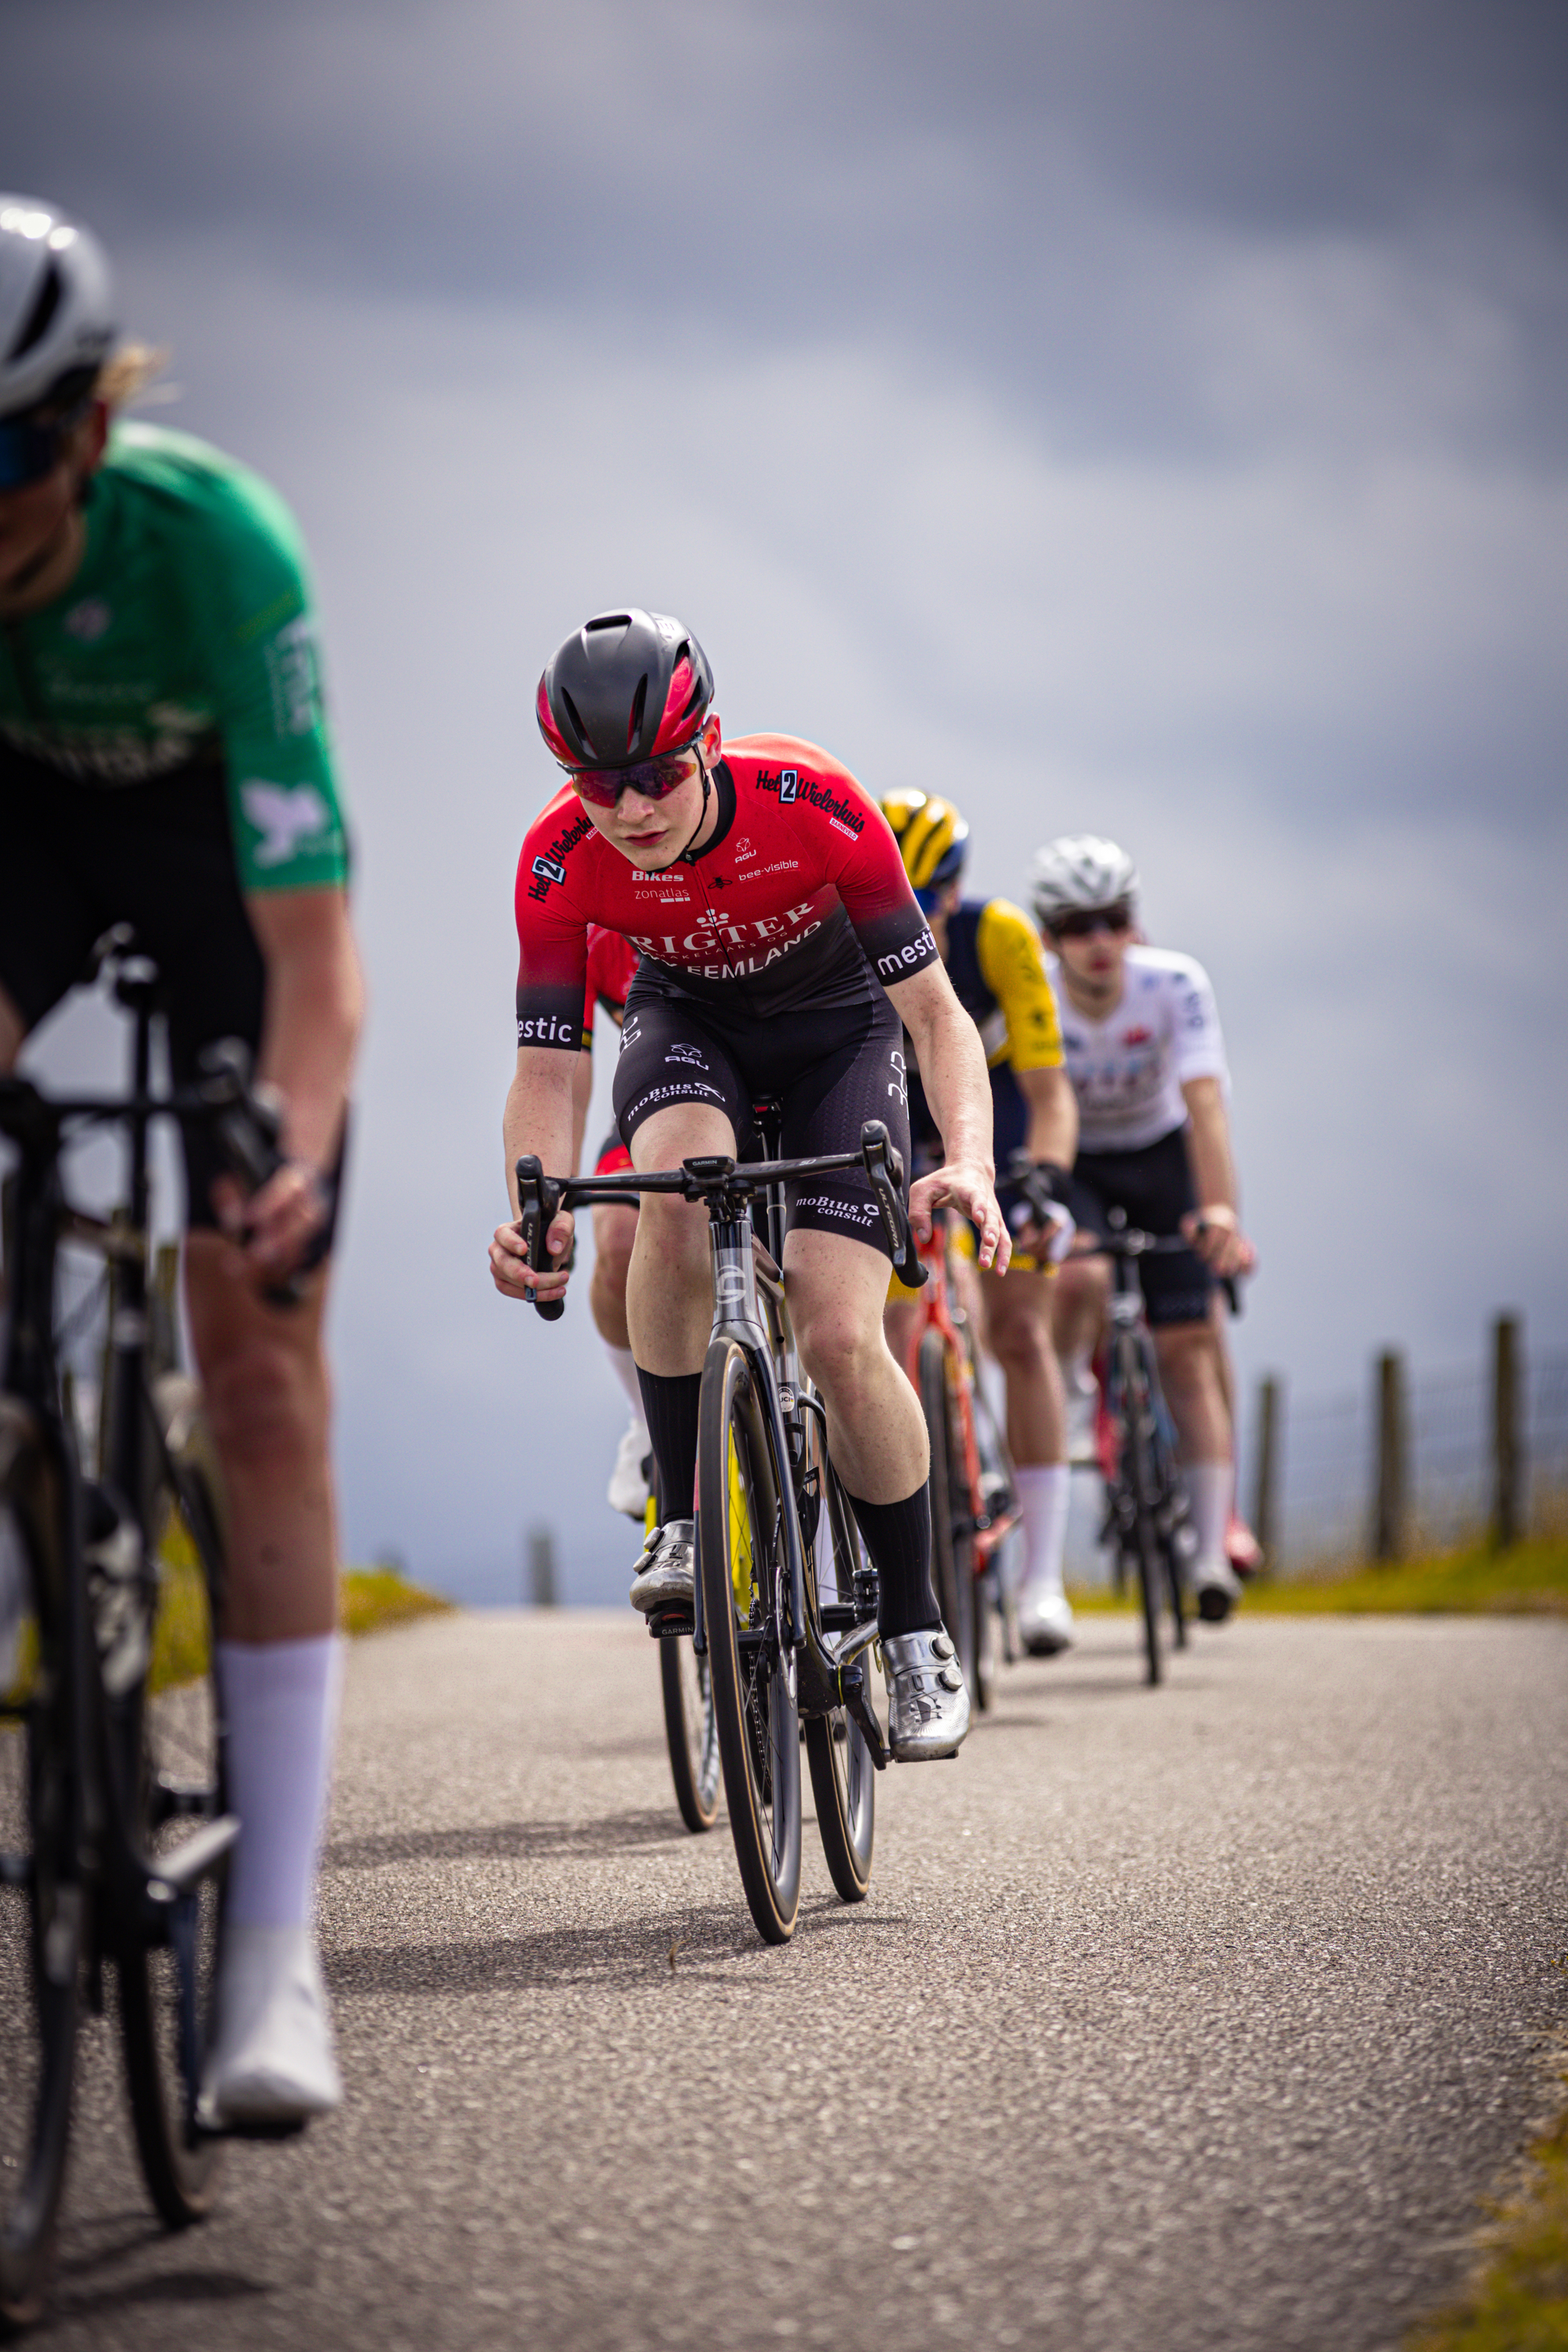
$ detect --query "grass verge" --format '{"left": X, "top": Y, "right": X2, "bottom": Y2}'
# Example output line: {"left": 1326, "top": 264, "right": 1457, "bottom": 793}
{"left": 1407, "top": 2066, "right": 1568, "bottom": 2351}
{"left": 147, "top": 1512, "right": 453, "bottom": 1697}
{"left": 1068, "top": 1536, "right": 1568, "bottom": 1617}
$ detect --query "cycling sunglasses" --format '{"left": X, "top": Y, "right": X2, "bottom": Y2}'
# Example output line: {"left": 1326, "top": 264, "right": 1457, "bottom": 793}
{"left": 1050, "top": 902, "right": 1134, "bottom": 940}
{"left": 568, "top": 746, "right": 702, "bottom": 809}
{"left": 0, "top": 412, "right": 72, "bottom": 492}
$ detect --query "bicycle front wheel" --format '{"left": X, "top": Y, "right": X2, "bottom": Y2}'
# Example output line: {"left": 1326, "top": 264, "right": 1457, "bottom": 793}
{"left": 696, "top": 1340, "right": 800, "bottom": 1945}
{"left": 659, "top": 1635, "right": 720, "bottom": 1833}
{"left": 1116, "top": 1341, "right": 1164, "bottom": 1689}
{"left": 919, "top": 1331, "right": 975, "bottom": 1690}
{"left": 0, "top": 1406, "right": 82, "bottom": 2330}
{"left": 802, "top": 1439, "right": 877, "bottom": 1904}
{"left": 114, "top": 1407, "right": 227, "bottom": 2227}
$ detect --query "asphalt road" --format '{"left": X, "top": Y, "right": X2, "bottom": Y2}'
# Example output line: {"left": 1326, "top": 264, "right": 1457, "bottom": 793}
{"left": 27, "top": 1604, "right": 1568, "bottom": 2351}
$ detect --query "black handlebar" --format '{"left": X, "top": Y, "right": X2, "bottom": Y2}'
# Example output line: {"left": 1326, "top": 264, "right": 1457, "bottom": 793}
{"left": 513, "top": 1118, "right": 926, "bottom": 1320}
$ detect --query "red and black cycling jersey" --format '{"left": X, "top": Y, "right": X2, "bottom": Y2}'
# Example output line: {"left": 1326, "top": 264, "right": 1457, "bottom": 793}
{"left": 581, "top": 923, "right": 638, "bottom": 1044}
{"left": 515, "top": 734, "right": 938, "bottom": 1048}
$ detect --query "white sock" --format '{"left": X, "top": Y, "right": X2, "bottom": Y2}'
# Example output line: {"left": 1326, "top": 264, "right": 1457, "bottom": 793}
{"left": 218, "top": 1635, "right": 343, "bottom": 1929}
{"left": 604, "top": 1342, "right": 643, "bottom": 1418}
{"left": 1015, "top": 1464, "right": 1071, "bottom": 1595}
{"left": 1185, "top": 1462, "right": 1233, "bottom": 1575}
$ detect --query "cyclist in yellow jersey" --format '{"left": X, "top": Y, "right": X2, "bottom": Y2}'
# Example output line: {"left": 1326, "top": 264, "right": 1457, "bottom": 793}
{"left": 880, "top": 793, "right": 1081, "bottom": 1654}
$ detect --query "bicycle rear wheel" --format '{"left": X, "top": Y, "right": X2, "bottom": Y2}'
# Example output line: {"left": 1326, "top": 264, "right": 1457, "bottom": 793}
{"left": 114, "top": 1410, "right": 227, "bottom": 2227}
{"left": 659, "top": 1635, "right": 720, "bottom": 1833}
{"left": 801, "top": 1436, "right": 876, "bottom": 1904}
{"left": 696, "top": 1341, "right": 800, "bottom": 1945}
{"left": 0, "top": 1406, "right": 82, "bottom": 2330}
{"left": 919, "top": 1331, "right": 975, "bottom": 1690}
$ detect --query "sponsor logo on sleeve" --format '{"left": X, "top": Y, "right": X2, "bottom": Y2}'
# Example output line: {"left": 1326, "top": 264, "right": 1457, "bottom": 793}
{"left": 524, "top": 811, "right": 593, "bottom": 903}
{"left": 753, "top": 766, "right": 865, "bottom": 835}
{"left": 263, "top": 616, "right": 324, "bottom": 738}
{"left": 874, "top": 926, "right": 937, "bottom": 980}
{"left": 238, "top": 779, "right": 334, "bottom": 867}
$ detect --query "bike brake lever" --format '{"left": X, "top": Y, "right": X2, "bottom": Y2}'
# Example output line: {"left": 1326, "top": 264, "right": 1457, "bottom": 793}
{"left": 515, "top": 1155, "right": 565, "bottom": 1321}
{"left": 859, "top": 1120, "right": 927, "bottom": 1289}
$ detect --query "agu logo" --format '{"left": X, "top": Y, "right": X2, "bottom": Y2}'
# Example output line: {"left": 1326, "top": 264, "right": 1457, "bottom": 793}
{"left": 532, "top": 856, "right": 567, "bottom": 887}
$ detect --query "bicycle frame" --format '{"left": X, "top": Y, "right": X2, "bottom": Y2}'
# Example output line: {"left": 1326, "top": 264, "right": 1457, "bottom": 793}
{"left": 514, "top": 1116, "right": 915, "bottom": 1766}
{"left": 897, "top": 1217, "right": 1020, "bottom": 1577}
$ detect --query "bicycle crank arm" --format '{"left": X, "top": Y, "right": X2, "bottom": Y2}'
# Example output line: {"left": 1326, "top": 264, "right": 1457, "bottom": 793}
{"left": 143, "top": 1812, "right": 241, "bottom": 1918}
{"left": 840, "top": 1658, "right": 889, "bottom": 1770}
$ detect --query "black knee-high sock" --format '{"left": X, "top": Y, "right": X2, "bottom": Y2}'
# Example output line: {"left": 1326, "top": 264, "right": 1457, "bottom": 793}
{"left": 636, "top": 1369, "right": 702, "bottom": 1523}
{"left": 845, "top": 1485, "right": 939, "bottom": 1638}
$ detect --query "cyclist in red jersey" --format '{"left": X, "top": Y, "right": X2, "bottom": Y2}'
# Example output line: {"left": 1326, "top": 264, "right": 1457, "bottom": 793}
{"left": 490, "top": 611, "right": 1010, "bottom": 1759}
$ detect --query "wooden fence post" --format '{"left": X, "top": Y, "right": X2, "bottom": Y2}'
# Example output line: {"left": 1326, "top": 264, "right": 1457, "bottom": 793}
{"left": 1490, "top": 1313, "right": 1523, "bottom": 1552}
{"left": 1371, "top": 1350, "right": 1406, "bottom": 1562}
{"left": 527, "top": 1525, "right": 558, "bottom": 1608}
{"left": 1251, "top": 1376, "right": 1280, "bottom": 1568}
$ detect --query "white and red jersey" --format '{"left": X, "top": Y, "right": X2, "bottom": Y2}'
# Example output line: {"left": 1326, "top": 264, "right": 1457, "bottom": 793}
{"left": 515, "top": 733, "right": 938, "bottom": 1047}
{"left": 1047, "top": 946, "right": 1229, "bottom": 1152}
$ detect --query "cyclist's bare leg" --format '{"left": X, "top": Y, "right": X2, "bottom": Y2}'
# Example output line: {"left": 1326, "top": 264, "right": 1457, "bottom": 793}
{"left": 1051, "top": 1250, "right": 1112, "bottom": 1368}
{"left": 0, "top": 979, "right": 21, "bottom": 1076}
{"left": 978, "top": 1264, "right": 1065, "bottom": 1465}
{"left": 1151, "top": 1316, "right": 1236, "bottom": 1588}
{"left": 590, "top": 1203, "right": 637, "bottom": 1349}
{"left": 183, "top": 1236, "right": 338, "bottom": 1640}
{"left": 784, "top": 1226, "right": 927, "bottom": 1502}
{"left": 625, "top": 1101, "right": 738, "bottom": 1375}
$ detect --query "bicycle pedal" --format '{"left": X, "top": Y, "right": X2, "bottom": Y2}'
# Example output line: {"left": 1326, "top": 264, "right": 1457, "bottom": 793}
{"left": 647, "top": 1606, "right": 695, "bottom": 1640}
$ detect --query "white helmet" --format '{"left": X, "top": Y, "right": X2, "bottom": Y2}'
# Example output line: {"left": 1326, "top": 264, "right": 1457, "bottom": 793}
{"left": 1029, "top": 834, "right": 1140, "bottom": 928}
{"left": 0, "top": 195, "right": 115, "bottom": 419}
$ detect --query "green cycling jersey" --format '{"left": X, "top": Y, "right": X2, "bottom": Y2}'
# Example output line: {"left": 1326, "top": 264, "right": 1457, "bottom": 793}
{"left": 0, "top": 421, "right": 348, "bottom": 895}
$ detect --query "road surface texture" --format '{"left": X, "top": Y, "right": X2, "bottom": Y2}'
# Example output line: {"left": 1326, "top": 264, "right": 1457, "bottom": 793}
{"left": 28, "top": 1607, "right": 1568, "bottom": 2351}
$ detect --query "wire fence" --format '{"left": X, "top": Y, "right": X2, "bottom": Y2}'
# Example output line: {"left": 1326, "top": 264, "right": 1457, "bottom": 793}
{"left": 1245, "top": 1340, "right": 1568, "bottom": 1570}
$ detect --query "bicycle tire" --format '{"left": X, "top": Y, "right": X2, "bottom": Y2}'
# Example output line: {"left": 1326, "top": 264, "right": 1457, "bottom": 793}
{"left": 0, "top": 1405, "right": 82, "bottom": 2330}
{"left": 659, "top": 1635, "right": 720, "bottom": 1834}
{"left": 1115, "top": 1339, "right": 1164, "bottom": 1688}
{"left": 696, "top": 1340, "right": 800, "bottom": 1945}
{"left": 114, "top": 1405, "right": 227, "bottom": 2227}
{"left": 803, "top": 1450, "right": 876, "bottom": 1904}
{"left": 918, "top": 1331, "right": 975, "bottom": 1690}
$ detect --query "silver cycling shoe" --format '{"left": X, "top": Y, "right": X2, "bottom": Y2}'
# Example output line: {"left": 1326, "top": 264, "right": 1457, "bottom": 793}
{"left": 629, "top": 1518, "right": 695, "bottom": 1615}
{"left": 881, "top": 1627, "right": 971, "bottom": 1760}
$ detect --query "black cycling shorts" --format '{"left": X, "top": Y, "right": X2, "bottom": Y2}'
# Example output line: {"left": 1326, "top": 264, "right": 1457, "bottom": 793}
{"left": 0, "top": 743, "right": 343, "bottom": 1243}
{"left": 612, "top": 973, "right": 911, "bottom": 1258}
{"left": 1070, "top": 1123, "right": 1213, "bottom": 1328}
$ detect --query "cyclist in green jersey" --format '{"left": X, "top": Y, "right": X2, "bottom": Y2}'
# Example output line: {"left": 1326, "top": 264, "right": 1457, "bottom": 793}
{"left": 0, "top": 198, "right": 361, "bottom": 2128}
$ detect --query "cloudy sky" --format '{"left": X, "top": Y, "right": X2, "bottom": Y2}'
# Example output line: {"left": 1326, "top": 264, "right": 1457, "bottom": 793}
{"left": 6, "top": 0, "right": 1566, "bottom": 1599}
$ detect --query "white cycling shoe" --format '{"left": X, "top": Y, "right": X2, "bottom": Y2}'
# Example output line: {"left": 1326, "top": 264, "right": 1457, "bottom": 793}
{"left": 1193, "top": 1555, "right": 1243, "bottom": 1624}
{"left": 198, "top": 1922, "right": 342, "bottom": 2131}
{"left": 607, "top": 1416, "right": 652, "bottom": 1519}
{"left": 1018, "top": 1580, "right": 1076, "bottom": 1657}
{"left": 629, "top": 1519, "right": 695, "bottom": 1615}
{"left": 881, "top": 1628, "right": 970, "bottom": 1760}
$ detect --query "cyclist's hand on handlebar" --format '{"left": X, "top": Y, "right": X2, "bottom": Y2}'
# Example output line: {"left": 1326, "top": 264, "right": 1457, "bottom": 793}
{"left": 1181, "top": 1203, "right": 1255, "bottom": 1280}
{"left": 212, "top": 1162, "right": 329, "bottom": 1281}
{"left": 490, "top": 1206, "right": 575, "bottom": 1301}
{"left": 910, "top": 1160, "right": 1012, "bottom": 1274}
{"left": 1012, "top": 1199, "right": 1077, "bottom": 1267}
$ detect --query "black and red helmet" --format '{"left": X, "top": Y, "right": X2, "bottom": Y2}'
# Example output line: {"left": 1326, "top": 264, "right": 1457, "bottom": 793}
{"left": 535, "top": 609, "right": 715, "bottom": 771}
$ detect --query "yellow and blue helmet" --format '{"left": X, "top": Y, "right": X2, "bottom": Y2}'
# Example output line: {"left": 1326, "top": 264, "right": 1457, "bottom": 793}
{"left": 881, "top": 789, "right": 969, "bottom": 912}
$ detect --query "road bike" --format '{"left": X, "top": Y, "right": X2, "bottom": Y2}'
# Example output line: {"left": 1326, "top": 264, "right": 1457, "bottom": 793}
{"left": 517, "top": 1112, "right": 921, "bottom": 1946}
{"left": 0, "top": 933, "right": 287, "bottom": 2330}
{"left": 891, "top": 1213, "right": 1020, "bottom": 1713}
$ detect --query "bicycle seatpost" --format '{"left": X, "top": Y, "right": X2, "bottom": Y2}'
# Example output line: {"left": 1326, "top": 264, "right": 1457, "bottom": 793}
{"left": 514, "top": 1155, "right": 565, "bottom": 1321}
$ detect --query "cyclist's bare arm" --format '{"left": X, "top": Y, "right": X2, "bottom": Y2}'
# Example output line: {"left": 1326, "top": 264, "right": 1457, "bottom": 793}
{"left": 884, "top": 960, "right": 1011, "bottom": 1272}
{"left": 493, "top": 1044, "right": 576, "bottom": 1300}
{"left": 569, "top": 1045, "right": 593, "bottom": 1174}
{"left": 225, "top": 887, "right": 363, "bottom": 1276}
{"left": 1179, "top": 1074, "right": 1254, "bottom": 1278}
{"left": 1018, "top": 1062, "right": 1077, "bottom": 1167}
